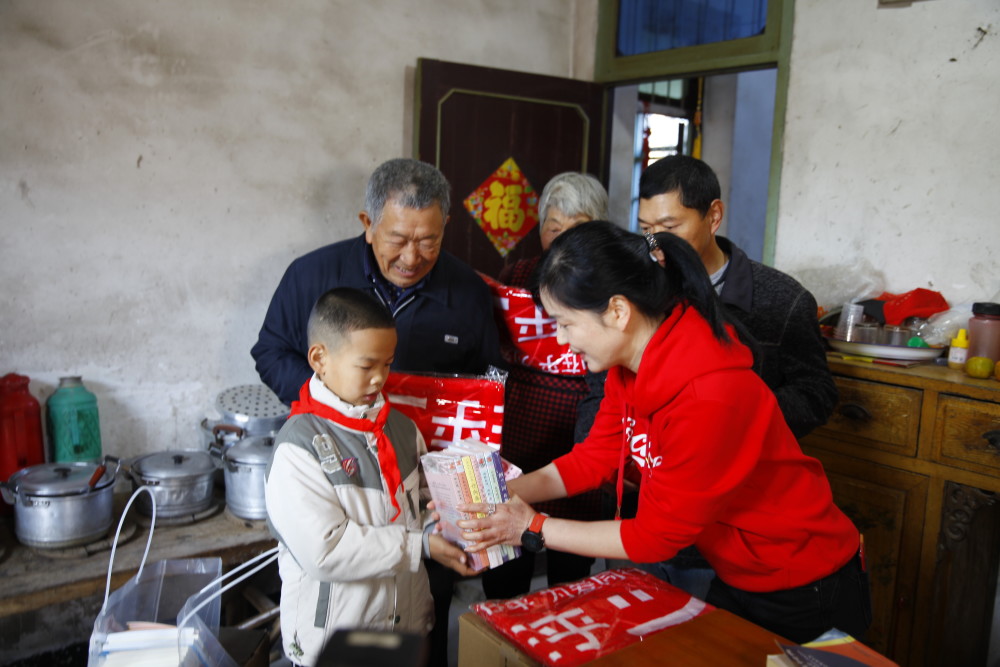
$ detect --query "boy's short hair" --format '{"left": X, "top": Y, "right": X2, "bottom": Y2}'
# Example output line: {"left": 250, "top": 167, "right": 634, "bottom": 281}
{"left": 307, "top": 288, "right": 395, "bottom": 349}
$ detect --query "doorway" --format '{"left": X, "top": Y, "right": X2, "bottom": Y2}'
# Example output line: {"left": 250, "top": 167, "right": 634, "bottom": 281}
{"left": 606, "top": 68, "right": 777, "bottom": 262}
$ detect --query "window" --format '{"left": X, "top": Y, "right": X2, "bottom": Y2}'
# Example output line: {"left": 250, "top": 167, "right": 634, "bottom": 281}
{"left": 617, "top": 0, "right": 769, "bottom": 56}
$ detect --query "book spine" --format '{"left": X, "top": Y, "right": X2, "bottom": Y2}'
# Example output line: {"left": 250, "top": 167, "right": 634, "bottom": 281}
{"left": 457, "top": 457, "right": 489, "bottom": 571}
{"left": 491, "top": 451, "right": 511, "bottom": 502}
{"left": 488, "top": 451, "right": 520, "bottom": 562}
{"left": 473, "top": 452, "right": 503, "bottom": 567}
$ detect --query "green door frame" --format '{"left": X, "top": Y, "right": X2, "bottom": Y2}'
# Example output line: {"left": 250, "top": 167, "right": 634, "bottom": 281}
{"left": 593, "top": 0, "right": 794, "bottom": 266}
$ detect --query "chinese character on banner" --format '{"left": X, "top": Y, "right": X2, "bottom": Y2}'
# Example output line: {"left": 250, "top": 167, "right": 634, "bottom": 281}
{"left": 463, "top": 157, "right": 539, "bottom": 257}
{"left": 384, "top": 371, "right": 506, "bottom": 452}
{"left": 473, "top": 568, "right": 713, "bottom": 667}
{"left": 480, "top": 273, "right": 587, "bottom": 377}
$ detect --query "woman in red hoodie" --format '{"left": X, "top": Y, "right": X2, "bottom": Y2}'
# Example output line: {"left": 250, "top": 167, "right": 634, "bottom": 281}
{"left": 459, "top": 221, "right": 871, "bottom": 644}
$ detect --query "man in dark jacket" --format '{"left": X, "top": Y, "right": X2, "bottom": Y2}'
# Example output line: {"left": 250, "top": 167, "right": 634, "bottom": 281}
{"left": 252, "top": 158, "right": 503, "bottom": 406}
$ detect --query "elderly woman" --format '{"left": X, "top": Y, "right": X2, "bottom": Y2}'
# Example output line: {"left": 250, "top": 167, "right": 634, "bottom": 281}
{"left": 462, "top": 222, "right": 871, "bottom": 644}
{"left": 481, "top": 172, "right": 609, "bottom": 599}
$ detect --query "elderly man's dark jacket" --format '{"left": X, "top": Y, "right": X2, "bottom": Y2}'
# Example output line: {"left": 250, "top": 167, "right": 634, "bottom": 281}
{"left": 252, "top": 233, "right": 503, "bottom": 405}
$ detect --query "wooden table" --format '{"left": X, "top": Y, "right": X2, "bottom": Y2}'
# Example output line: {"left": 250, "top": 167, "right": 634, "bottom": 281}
{"left": 0, "top": 492, "right": 276, "bottom": 619}
{"left": 460, "top": 608, "right": 789, "bottom": 666}
{"left": 591, "top": 609, "right": 788, "bottom": 666}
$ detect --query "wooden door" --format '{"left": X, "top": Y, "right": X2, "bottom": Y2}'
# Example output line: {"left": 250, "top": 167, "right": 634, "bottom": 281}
{"left": 416, "top": 58, "right": 607, "bottom": 279}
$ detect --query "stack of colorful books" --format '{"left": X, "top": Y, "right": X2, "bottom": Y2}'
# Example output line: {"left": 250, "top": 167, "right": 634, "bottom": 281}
{"left": 421, "top": 440, "right": 521, "bottom": 571}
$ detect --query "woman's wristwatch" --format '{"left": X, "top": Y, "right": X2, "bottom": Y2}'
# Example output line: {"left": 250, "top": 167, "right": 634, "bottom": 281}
{"left": 521, "top": 513, "right": 548, "bottom": 553}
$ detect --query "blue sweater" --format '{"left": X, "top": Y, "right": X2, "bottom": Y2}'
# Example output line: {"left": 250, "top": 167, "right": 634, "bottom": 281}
{"left": 251, "top": 234, "right": 503, "bottom": 405}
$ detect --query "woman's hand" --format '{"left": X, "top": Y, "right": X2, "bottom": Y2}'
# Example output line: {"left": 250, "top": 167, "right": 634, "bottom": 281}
{"left": 456, "top": 495, "right": 537, "bottom": 552}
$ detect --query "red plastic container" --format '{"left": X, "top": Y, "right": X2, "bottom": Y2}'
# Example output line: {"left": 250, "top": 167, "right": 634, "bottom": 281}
{"left": 1, "top": 374, "right": 46, "bottom": 514}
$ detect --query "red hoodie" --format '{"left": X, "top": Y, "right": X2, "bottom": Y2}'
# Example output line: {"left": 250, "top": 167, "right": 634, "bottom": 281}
{"left": 554, "top": 304, "right": 858, "bottom": 592}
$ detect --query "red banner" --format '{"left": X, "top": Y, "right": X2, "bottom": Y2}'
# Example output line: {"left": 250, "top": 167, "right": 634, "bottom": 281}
{"left": 480, "top": 273, "right": 588, "bottom": 376}
{"left": 384, "top": 372, "right": 505, "bottom": 452}
{"left": 474, "top": 568, "right": 712, "bottom": 666}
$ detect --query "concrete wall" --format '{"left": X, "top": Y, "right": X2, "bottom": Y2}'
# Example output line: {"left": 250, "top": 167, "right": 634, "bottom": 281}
{"left": 4, "top": 0, "right": 998, "bottom": 464}
{"left": 0, "top": 0, "right": 598, "bottom": 460}
{"left": 777, "top": 0, "right": 1000, "bottom": 310}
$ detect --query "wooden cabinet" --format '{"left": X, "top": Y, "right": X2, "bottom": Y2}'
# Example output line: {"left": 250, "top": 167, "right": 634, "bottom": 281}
{"left": 801, "top": 358, "right": 1000, "bottom": 667}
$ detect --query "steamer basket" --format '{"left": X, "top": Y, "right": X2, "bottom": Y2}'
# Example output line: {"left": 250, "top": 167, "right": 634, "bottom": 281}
{"left": 215, "top": 384, "right": 289, "bottom": 436}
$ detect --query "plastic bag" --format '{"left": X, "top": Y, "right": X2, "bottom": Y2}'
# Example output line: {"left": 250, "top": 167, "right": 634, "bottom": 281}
{"left": 383, "top": 367, "right": 507, "bottom": 452}
{"left": 915, "top": 304, "right": 974, "bottom": 347}
{"left": 88, "top": 488, "right": 225, "bottom": 666}
{"left": 792, "top": 257, "right": 886, "bottom": 314}
{"left": 89, "top": 487, "right": 279, "bottom": 666}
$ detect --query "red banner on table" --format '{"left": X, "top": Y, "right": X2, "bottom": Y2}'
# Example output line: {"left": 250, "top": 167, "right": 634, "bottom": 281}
{"left": 480, "top": 273, "right": 588, "bottom": 376}
{"left": 473, "top": 568, "right": 712, "bottom": 666}
{"left": 384, "top": 371, "right": 505, "bottom": 452}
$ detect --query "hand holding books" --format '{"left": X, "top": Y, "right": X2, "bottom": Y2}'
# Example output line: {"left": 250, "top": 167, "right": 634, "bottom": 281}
{"left": 420, "top": 439, "right": 523, "bottom": 572}
{"left": 456, "top": 494, "right": 538, "bottom": 555}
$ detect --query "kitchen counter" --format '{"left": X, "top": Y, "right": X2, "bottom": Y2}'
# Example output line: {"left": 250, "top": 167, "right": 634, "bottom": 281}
{"left": 0, "top": 491, "right": 276, "bottom": 619}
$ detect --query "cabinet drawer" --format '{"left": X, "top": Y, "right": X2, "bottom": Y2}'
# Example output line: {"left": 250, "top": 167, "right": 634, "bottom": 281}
{"left": 934, "top": 394, "right": 1000, "bottom": 474}
{"left": 815, "top": 377, "right": 922, "bottom": 456}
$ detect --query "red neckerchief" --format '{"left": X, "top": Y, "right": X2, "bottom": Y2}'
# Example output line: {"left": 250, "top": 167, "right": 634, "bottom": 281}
{"left": 289, "top": 380, "right": 402, "bottom": 522}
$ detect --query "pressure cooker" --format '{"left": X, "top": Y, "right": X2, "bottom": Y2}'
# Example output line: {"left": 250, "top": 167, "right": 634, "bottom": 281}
{"left": 1, "top": 458, "right": 118, "bottom": 548}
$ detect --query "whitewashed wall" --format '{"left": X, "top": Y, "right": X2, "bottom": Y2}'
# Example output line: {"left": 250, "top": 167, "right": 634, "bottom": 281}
{"left": 777, "top": 0, "right": 1000, "bottom": 311}
{"left": 0, "top": 0, "right": 597, "bottom": 459}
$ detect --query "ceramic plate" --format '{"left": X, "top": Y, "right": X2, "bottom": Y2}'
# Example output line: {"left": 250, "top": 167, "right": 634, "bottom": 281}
{"left": 826, "top": 338, "right": 944, "bottom": 361}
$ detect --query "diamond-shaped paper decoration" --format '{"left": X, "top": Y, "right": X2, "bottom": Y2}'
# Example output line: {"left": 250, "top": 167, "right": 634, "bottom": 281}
{"left": 463, "top": 157, "right": 538, "bottom": 257}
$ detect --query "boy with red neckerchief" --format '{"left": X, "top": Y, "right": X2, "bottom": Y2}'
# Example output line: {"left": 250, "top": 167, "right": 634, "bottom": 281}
{"left": 265, "top": 287, "right": 474, "bottom": 667}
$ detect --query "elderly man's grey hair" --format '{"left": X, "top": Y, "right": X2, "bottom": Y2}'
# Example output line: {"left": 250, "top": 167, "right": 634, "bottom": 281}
{"left": 537, "top": 172, "right": 608, "bottom": 223}
{"left": 363, "top": 158, "right": 451, "bottom": 227}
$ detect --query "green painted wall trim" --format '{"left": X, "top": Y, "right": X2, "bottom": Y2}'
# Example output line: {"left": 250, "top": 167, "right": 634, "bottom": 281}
{"left": 594, "top": 0, "right": 792, "bottom": 266}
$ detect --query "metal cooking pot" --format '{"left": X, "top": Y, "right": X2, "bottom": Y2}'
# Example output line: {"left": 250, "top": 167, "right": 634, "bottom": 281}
{"left": 223, "top": 436, "right": 274, "bottom": 520}
{"left": 126, "top": 450, "right": 218, "bottom": 518}
{"left": 1, "top": 458, "right": 118, "bottom": 548}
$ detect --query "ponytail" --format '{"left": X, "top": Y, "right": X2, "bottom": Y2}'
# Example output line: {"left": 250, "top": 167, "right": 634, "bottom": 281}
{"left": 645, "top": 230, "right": 732, "bottom": 344}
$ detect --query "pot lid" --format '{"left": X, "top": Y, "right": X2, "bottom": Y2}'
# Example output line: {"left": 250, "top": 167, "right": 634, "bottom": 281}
{"left": 224, "top": 436, "right": 275, "bottom": 465}
{"left": 10, "top": 461, "right": 113, "bottom": 497}
{"left": 133, "top": 450, "right": 217, "bottom": 479}
{"left": 215, "top": 384, "right": 289, "bottom": 435}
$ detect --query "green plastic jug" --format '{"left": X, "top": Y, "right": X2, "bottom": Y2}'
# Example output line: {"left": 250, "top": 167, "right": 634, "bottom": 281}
{"left": 46, "top": 376, "right": 102, "bottom": 462}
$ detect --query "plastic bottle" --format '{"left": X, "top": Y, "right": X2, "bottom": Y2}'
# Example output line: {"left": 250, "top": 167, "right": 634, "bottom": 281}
{"left": 966, "top": 302, "right": 1000, "bottom": 365}
{"left": 46, "top": 376, "right": 102, "bottom": 462}
{"left": 1, "top": 374, "right": 46, "bottom": 515}
{"left": 947, "top": 329, "right": 969, "bottom": 370}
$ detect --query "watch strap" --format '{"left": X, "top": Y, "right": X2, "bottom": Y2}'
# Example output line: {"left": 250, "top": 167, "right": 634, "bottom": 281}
{"left": 528, "top": 513, "right": 547, "bottom": 534}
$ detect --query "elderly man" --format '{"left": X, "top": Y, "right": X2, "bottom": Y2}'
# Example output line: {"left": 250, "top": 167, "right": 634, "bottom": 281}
{"left": 252, "top": 158, "right": 503, "bottom": 406}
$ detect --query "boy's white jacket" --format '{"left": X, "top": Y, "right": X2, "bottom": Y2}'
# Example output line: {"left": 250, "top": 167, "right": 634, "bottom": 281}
{"left": 265, "top": 376, "right": 434, "bottom": 666}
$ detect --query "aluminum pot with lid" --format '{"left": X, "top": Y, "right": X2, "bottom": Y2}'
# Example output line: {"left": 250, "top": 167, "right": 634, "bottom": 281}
{"left": 223, "top": 436, "right": 275, "bottom": 520}
{"left": 127, "top": 450, "right": 218, "bottom": 518}
{"left": 1, "top": 458, "right": 118, "bottom": 548}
